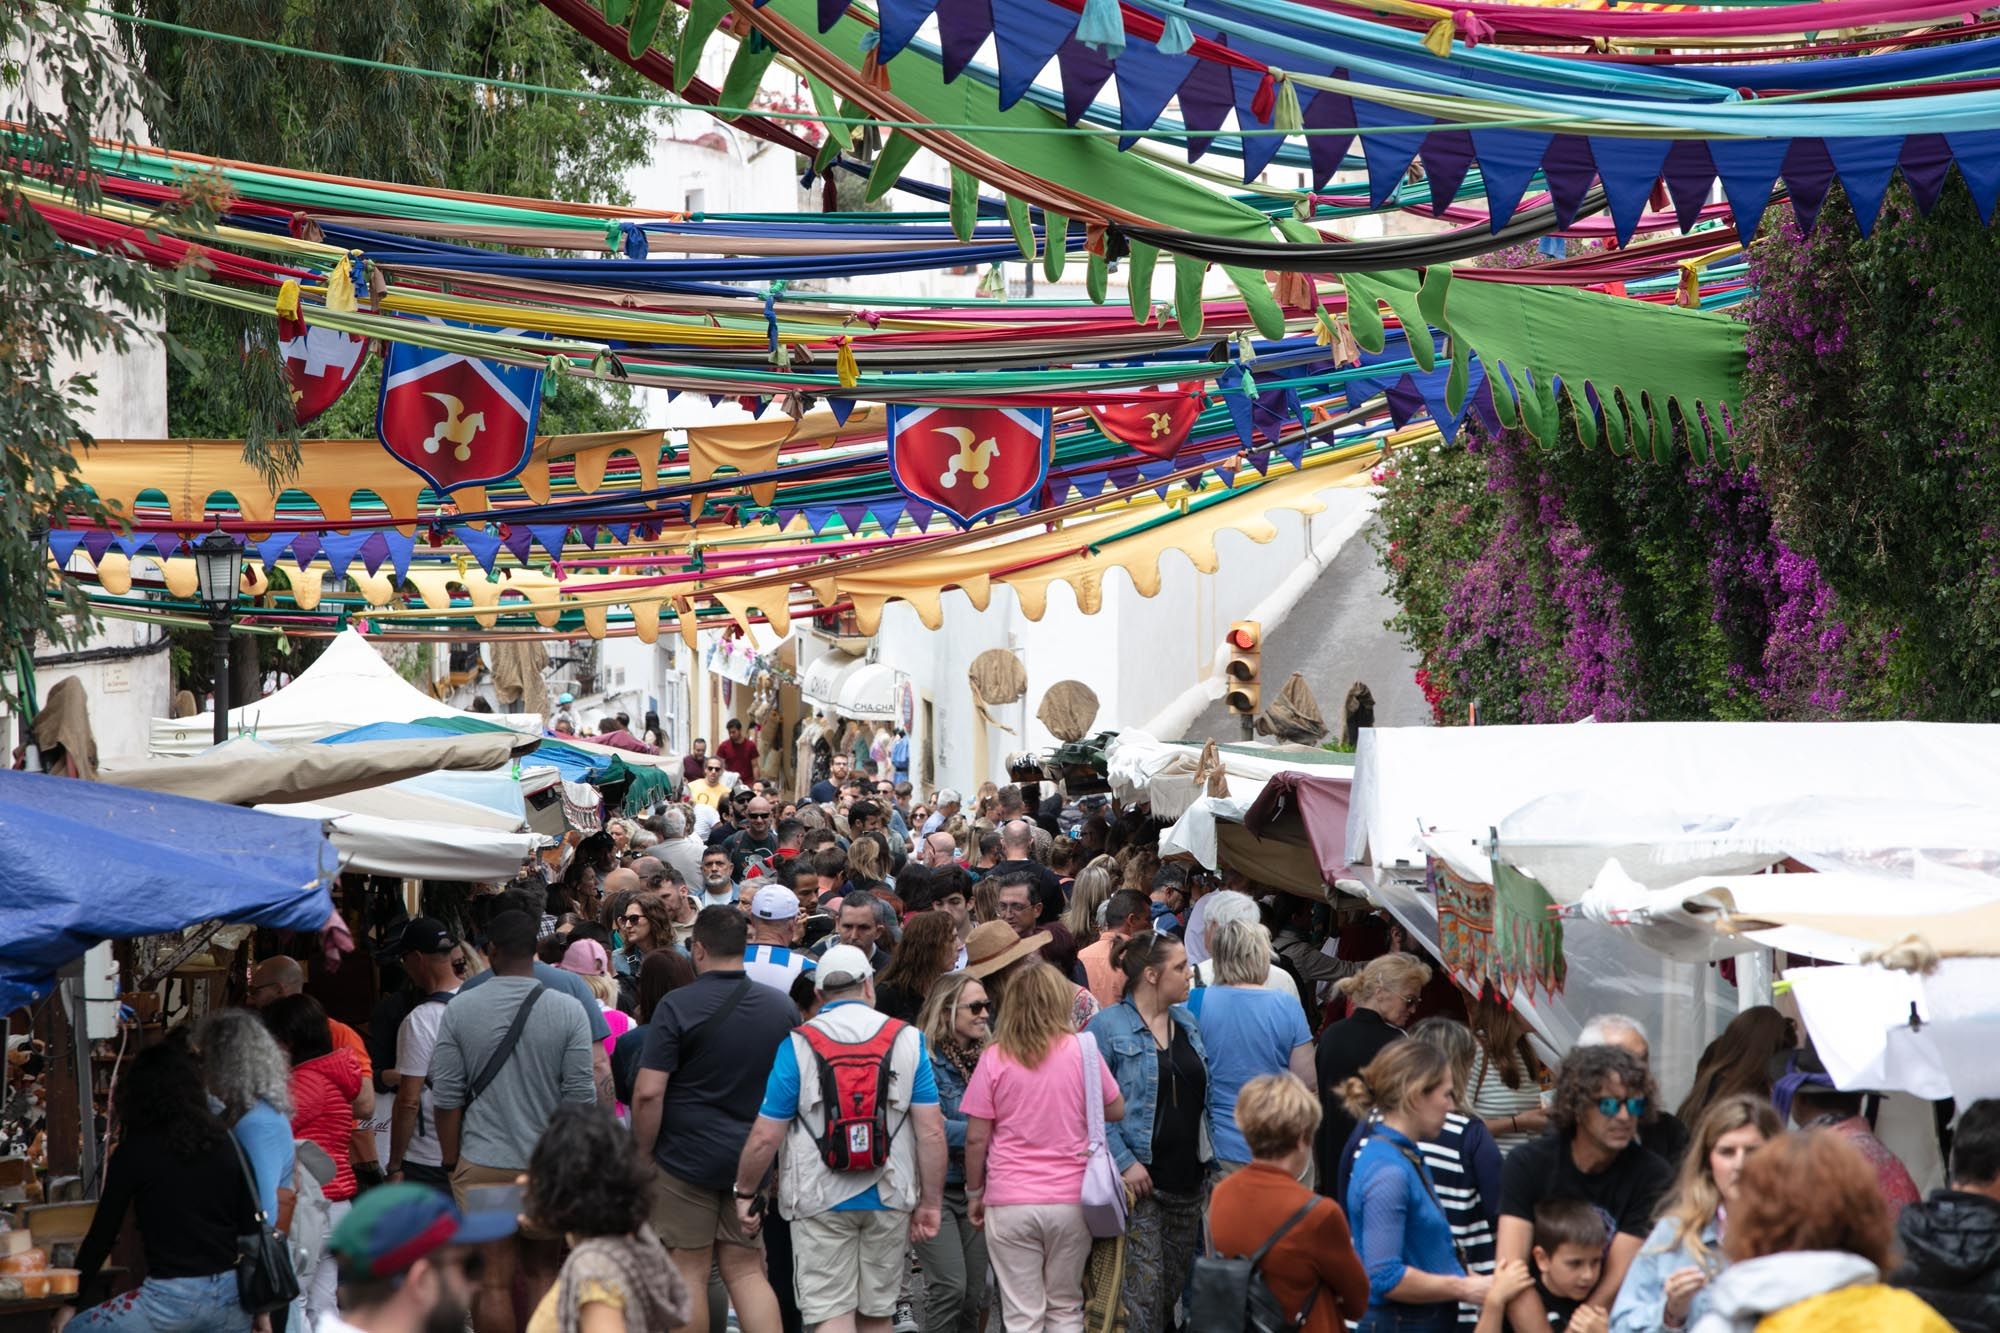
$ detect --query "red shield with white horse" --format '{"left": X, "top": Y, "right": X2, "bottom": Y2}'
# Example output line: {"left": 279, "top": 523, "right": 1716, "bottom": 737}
{"left": 887, "top": 405, "right": 1051, "bottom": 528}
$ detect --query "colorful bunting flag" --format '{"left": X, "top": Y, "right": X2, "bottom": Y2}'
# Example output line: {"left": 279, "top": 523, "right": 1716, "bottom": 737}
{"left": 278, "top": 316, "right": 369, "bottom": 424}
{"left": 886, "top": 404, "right": 1052, "bottom": 529}
{"left": 377, "top": 320, "right": 545, "bottom": 494}
{"left": 1086, "top": 382, "right": 1205, "bottom": 459}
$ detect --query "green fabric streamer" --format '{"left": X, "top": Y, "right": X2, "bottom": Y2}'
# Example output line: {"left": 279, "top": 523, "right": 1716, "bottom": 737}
{"left": 719, "top": 31, "right": 781, "bottom": 119}
{"left": 1086, "top": 250, "right": 1108, "bottom": 305}
{"left": 627, "top": 0, "right": 667, "bottom": 58}
{"left": 1272, "top": 75, "right": 1304, "bottom": 135}
{"left": 753, "top": 0, "right": 1275, "bottom": 241}
{"left": 1223, "top": 265, "right": 1284, "bottom": 340}
{"left": 602, "top": 0, "right": 632, "bottom": 25}
{"left": 866, "top": 131, "right": 923, "bottom": 202}
{"left": 671, "top": 0, "right": 723, "bottom": 84}
{"left": 1005, "top": 195, "right": 1035, "bottom": 260}
{"left": 1275, "top": 216, "right": 1319, "bottom": 245}
{"left": 1126, "top": 241, "right": 1158, "bottom": 322}
{"left": 949, "top": 165, "right": 978, "bottom": 242}
{"left": 1490, "top": 858, "right": 1566, "bottom": 995}
{"left": 1043, "top": 210, "right": 1067, "bottom": 282}
{"left": 1342, "top": 268, "right": 1745, "bottom": 453}
{"left": 1173, "top": 254, "right": 1206, "bottom": 339}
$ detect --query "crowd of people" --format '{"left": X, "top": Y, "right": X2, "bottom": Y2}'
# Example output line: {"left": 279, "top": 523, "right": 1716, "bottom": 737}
{"left": 50, "top": 752, "right": 2000, "bottom": 1333}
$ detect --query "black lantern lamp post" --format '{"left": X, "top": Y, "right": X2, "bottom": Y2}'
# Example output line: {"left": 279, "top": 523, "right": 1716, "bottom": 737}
{"left": 192, "top": 529, "right": 245, "bottom": 745}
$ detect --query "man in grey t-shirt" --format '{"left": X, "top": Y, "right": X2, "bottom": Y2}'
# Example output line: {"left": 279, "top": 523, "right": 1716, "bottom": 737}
{"left": 431, "top": 911, "right": 595, "bottom": 1333}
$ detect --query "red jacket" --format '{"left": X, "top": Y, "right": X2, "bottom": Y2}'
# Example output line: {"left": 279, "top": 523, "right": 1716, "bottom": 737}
{"left": 291, "top": 1049, "right": 363, "bottom": 1201}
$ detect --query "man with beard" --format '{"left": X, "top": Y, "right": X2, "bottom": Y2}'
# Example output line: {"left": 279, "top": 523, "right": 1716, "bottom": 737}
{"left": 323, "top": 1182, "right": 516, "bottom": 1333}
{"left": 698, "top": 844, "right": 738, "bottom": 910}
{"left": 724, "top": 798, "right": 781, "bottom": 879}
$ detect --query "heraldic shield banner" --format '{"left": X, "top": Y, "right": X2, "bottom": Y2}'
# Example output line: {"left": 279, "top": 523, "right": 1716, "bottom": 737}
{"left": 886, "top": 405, "right": 1051, "bottom": 529}
{"left": 377, "top": 319, "right": 545, "bottom": 493}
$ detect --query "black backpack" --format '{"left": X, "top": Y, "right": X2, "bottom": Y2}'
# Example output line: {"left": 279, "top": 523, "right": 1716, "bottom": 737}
{"left": 1189, "top": 1199, "right": 1321, "bottom": 1333}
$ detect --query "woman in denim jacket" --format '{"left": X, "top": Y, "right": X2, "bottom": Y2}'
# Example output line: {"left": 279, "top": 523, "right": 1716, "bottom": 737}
{"left": 915, "top": 972, "right": 994, "bottom": 1333}
{"left": 1612, "top": 1096, "right": 1782, "bottom": 1333}
{"left": 1086, "top": 932, "right": 1210, "bottom": 1332}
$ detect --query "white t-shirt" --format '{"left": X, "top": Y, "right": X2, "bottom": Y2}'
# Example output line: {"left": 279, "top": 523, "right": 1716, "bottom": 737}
{"left": 394, "top": 989, "right": 458, "bottom": 1167}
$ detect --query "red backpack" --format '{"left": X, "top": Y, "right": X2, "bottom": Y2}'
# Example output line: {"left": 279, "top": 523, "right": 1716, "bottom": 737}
{"left": 798, "top": 1018, "right": 907, "bottom": 1172}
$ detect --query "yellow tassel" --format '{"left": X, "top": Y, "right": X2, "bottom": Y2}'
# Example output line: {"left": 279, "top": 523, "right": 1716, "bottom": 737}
{"left": 836, "top": 339, "right": 859, "bottom": 389}
{"left": 274, "top": 278, "right": 301, "bottom": 321}
{"left": 1677, "top": 262, "right": 1701, "bottom": 308}
{"left": 1424, "top": 16, "right": 1454, "bottom": 56}
{"left": 1314, "top": 312, "right": 1335, "bottom": 346}
{"left": 324, "top": 255, "right": 358, "bottom": 314}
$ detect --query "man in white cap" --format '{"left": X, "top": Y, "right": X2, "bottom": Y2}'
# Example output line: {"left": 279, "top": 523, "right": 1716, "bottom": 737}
{"left": 733, "top": 945, "right": 947, "bottom": 1333}
{"left": 742, "top": 885, "right": 816, "bottom": 994}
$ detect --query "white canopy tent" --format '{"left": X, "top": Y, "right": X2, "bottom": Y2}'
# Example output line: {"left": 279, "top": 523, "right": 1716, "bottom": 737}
{"left": 150, "top": 629, "right": 542, "bottom": 756}
{"left": 259, "top": 802, "right": 541, "bottom": 879}
{"left": 1107, "top": 730, "right": 1352, "bottom": 820}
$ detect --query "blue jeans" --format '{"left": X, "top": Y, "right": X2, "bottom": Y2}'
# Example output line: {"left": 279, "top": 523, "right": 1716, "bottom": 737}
{"left": 70, "top": 1272, "right": 251, "bottom": 1332}
{"left": 1356, "top": 1302, "right": 1460, "bottom": 1333}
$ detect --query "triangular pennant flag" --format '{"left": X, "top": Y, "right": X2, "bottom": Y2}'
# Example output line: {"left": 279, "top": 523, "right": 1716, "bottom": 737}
{"left": 1824, "top": 135, "right": 1905, "bottom": 238}
{"left": 606, "top": 523, "right": 633, "bottom": 544}
{"left": 1709, "top": 137, "right": 1792, "bottom": 242}
{"left": 1780, "top": 137, "right": 1837, "bottom": 237}
{"left": 869, "top": 498, "right": 907, "bottom": 531}
{"left": 935, "top": 0, "right": 995, "bottom": 80}
{"left": 903, "top": 499, "right": 934, "bottom": 530}
{"left": 1946, "top": 131, "right": 2000, "bottom": 223}
{"left": 46, "top": 531, "right": 85, "bottom": 567}
{"left": 1540, "top": 136, "right": 1599, "bottom": 230}
{"left": 828, "top": 396, "right": 858, "bottom": 426}
{"left": 1279, "top": 439, "right": 1306, "bottom": 470}
{"left": 256, "top": 532, "right": 296, "bottom": 569}
{"left": 501, "top": 525, "right": 535, "bottom": 564}
{"left": 1589, "top": 136, "right": 1674, "bottom": 246}
{"left": 528, "top": 525, "right": 570, "bottom": 560}
{"left": 836, "top": 503, "right": 871, "bottom": 534}
{"left": 1112, "top": 41, "right": 1198, "bottom": 150}
{"left": 1420, "top": 130, "right": 1476, "bottom": 216}
{"left": 1469, "top": 129, "right": 1554, "bottom": 231}
{"left": 149, "top": 533, "right": 184, "bottom": 559}
{"left": 114, "top": 532, "right": 153, "bottom": 558}
{"left": 81, "top": 530, "right": 116, "bottom": 562}
{"left": 1661, "top": 139, "right": 1718, "bottom": 233}
{"left": 290, "top": 533, "right": 322, "bottom": 568}
{"left": 1053, "top": 37, "right": 1115, "bottom": 126}
{"left": 319, "top": 530, "right": 371, "bottom": 580}
{"left": 577, "top": 525, "right": 600, "bottom": 548}
{"left": 1354, "top": 99, "right": 1432, "bottom": 207}
{"left": 380, "top": 530, "right": 417, "bottom": 583}
{"left": 992, "top": 0, "right": 1076, "bottom": 109}
{"left": 878, "top": 0, "right": 940, "bottom": 58}
{"left": 1303, "top": 89, "right": 1358, "bottom": 189}
{"left": 1900, "top": 134, "right": 1954, "bottom": 215}
{"left": 355, "top": 532, "right": 390, "bottom": 577}
{"left": 1175, "top": 57, "right": 1234, "bottom": 161}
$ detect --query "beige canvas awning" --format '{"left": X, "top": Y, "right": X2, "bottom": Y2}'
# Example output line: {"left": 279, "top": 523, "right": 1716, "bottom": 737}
{"left": 100, "top": 733, "right": 535, "bottom": 808}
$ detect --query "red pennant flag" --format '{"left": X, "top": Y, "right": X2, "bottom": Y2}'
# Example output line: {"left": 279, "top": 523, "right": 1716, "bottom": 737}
{"left": 277, "top": 317, "right": 368, "bottom": 424}
{"left": 1087, "top": 382, "right": 1205, "bottom": 459}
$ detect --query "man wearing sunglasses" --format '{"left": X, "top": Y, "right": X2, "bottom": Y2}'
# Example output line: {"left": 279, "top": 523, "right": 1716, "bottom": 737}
{"left": 724, "top": 798, "right": 781, "bottom": 879}
{"left": 688, "top": 759, "right": 730, "bottom": 810}
{"left": 383, "top": 917, "right": 464, "bottom": 1191}
{"left": 1493, "top": 1044, "right": 1673, "bottom": 1332}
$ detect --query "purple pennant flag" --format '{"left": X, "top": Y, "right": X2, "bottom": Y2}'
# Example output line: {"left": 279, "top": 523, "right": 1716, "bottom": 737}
{"left": 1246, "top": 448, "right": 1272, "bottom": 476}
{"left": 1901, "top": 134, "right": 1954, "bottom": 215}
{"left": 1420, "top": 130, "right": 1476, "bottom": 216}
{"left": 935, "top": 0, "right": 995, "bottom": 80}
{"left": 81, "top": 530, "right": 117, "bottom": 562}
{"left": 1304, "top": 88, "right": 1358, "bottom": 189}
{"left": 150, "top": 533, "right": 184, "bottom": 560}
{"left": 290, "top": 533, "right": 322, "bottom": 568}
{"left": 1467, "top": 378, "right": 1504, "bottom": 437}
{"left": 1540, "top": 136, "right": 1599, "bottom": 230}
{"left": 903, "top": 499, "right": 934, "bottom": 530}
{"left": 1779, "top": 138, "right": 1837, "bottom": 236}
{"left": 1176, "top": 58, "right": 1234, "bottom": 162}
{"left": 356, "top": 532, "right": 390, "bottom": 576}
{"left": 1383, "top": 379, "right": 1426, "bottom": 431}
{"left": 772, "top": 508, "right": 801, "bottom": 531}
{"left": 577, "top": 525, "right": 599, "bottom": 548}
{"left": 501, "top": 525, "right": 535, "bottom": 564}
{"left": 836, "top": 503, "right": 871, "bottom": 534}
{"left": 1054, "top": 38, "right": 1114, "bottom": 126}
{"left": 1108, "top": 464, "right": 1141, "bottom": 490}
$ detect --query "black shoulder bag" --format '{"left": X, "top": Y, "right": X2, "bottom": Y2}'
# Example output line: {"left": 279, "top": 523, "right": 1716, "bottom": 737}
{"left": 463, "top": 983, "right": 548, "bottom": 1106}
{"left": 1189, "top": 1198, "right": 1321, "bottom": 1333}
{"left": 225, "top": 1131, "right": 301, "bottom": 1314}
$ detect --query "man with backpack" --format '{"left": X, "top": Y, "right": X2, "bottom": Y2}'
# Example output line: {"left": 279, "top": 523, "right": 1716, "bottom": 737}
{"left": 732, "top": 944, "right": 948, "bottom": 1333}
{"left": 632, "top": 906, "right": 799, "bottom": 1333}
{"left": 382, "top": 917, "right": 462, "bottom": 1191}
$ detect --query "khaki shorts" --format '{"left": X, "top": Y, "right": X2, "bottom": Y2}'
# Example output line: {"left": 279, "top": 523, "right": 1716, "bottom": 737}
{"left": 791, "top": 1210, "right": 908, "bottom": 1324}
{"left": 453, "top": 1160, "right": 557, "bottom": 1240}
{"left": 652, "top": 1165, "right": 763, "bottom": 1252}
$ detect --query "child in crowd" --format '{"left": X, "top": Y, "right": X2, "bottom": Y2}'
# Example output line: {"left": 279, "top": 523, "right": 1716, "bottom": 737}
{"left": 1532, "top": 1198, "right": 1613, "bottom": 1332}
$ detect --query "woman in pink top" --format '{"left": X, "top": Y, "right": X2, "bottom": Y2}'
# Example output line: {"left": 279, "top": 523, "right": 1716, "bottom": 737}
{"left": 963, "top": 963, "right": 1126, "bottom": 1333}
{"left": 560, "top": 938, "right": 635, "bottom": 1114}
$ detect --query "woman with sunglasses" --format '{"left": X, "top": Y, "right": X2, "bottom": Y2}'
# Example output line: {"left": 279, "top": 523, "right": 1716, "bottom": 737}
{"left": 613, "top": 892, "right": 675, "bottom": 977}
{"left": 913, "top": 972, "right": 994, "bottom": 1333}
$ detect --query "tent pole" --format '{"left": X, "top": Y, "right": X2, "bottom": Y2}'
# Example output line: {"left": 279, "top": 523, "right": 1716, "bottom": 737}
{"left": 60, "top": 968, "right": 99, "bottom": 1189}
{"left": 1737, "top": 945, "right": 1774, "bottom": 1011}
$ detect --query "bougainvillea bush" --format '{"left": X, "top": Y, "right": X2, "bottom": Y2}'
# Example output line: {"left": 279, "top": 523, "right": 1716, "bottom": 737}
{"left": 1368, "top": 182, "right": 1998, "bottom": 724}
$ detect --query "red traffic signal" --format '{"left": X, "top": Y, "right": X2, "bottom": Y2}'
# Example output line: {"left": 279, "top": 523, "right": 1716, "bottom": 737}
{"left": 1224, "top": 619, "right": 1262, "bottom": 714}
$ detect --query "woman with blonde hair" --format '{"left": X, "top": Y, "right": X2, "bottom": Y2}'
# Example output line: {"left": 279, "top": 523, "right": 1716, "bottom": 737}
{"left": 1196, "top": 919, "right": 1316, "bottom": 1173}
{"left": 847, "top": 830, "right": 889, "bottom": 890}
{"left": 915, "top": 972, "right": 995, "bottom": 1333}
{"left": 962, "top": 963, "right": 1126, "bottom": 1333}
{"left": 1315, "top": 952, "right": 1434, "bottom": 1181}
{"left": 1611, "top": 1095, "right": 1783, "bottom": 1333}
{"left": 1209, "top": 1074, "right": 1372, "bottom": 1333}
{"left": 1062, "top": 854, "right": 1118, "bottom": 952}
{"left": 1341, "top": 1040, "right": 1497, "bottom": 1332}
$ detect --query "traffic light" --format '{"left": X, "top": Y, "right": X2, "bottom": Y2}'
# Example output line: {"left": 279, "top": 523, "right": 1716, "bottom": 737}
{"left": 1224, "top": 620, "right": 1261, "bottom": 716}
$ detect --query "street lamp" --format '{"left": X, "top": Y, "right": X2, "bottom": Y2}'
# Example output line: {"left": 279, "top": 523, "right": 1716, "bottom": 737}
{"left": 192, "top": 529, "right": 245, "bottom": 746}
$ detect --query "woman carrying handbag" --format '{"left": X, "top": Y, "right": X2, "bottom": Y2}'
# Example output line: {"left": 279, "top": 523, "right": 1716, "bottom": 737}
{"left": 963, "top": 963, "right": 1127, "bottom": 1333}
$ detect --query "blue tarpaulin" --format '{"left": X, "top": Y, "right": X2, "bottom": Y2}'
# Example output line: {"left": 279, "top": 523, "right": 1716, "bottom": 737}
{"left": 316, "top": 719, "right": 608, "bottom": 785}
{"left": 0, "top": 772, "right": 337, "bottom": 1014}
